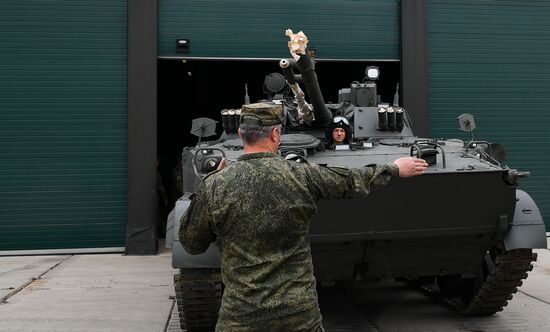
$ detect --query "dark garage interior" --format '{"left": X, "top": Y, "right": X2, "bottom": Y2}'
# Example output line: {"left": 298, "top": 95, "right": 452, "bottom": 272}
{"left": 156, "top": 58, "right": 400, "bottom": 224}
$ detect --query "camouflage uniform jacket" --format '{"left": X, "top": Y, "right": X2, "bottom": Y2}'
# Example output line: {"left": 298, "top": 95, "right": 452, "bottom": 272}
{"left": 179, "top": 152, "right": 399, "bottom": 328}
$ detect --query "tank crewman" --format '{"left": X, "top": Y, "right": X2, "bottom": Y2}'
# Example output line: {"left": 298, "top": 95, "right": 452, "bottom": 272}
{"left": 179, "top": 103, "right": 428, "bottom": 331}
{"left": 326, "top": 116, "right": 351, "bottom": 146}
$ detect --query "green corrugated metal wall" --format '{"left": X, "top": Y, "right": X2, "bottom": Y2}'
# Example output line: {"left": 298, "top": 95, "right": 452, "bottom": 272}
{"left": 428, "top": 0, "right": 550, "bottom": 231}
{"left": 158, "top": 0, "right": 400, "bottom": 59}
{"left": 0, "top": 1, "right": 128, "bottom": 251}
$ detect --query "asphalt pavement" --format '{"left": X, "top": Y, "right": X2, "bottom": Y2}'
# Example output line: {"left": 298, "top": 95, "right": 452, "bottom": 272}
{"left": 1, "top": 238, "right": 549, "bottom": 332}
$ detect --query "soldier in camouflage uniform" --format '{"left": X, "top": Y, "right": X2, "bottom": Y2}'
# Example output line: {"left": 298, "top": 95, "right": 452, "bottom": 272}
{"left": 180, "top": 103, "right": 428, "bottom": 331}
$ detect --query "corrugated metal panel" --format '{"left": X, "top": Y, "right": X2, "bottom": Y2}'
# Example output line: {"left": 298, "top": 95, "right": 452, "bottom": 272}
{"left": 428, "top": 0, "right": 550, "bottom": 231}
{"left": 0, "top": 1, "right": 128, "bottom": 251}
{"left": 158, "top": 0, "right": 400, "bottom": 59}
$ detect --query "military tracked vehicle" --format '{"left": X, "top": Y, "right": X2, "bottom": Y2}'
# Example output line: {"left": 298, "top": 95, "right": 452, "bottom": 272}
{"left": 166, "top": 33, "right": 548, "bottom": 331}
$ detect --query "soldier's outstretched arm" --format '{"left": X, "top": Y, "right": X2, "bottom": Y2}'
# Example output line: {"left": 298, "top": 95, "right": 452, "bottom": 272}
{"left": 178, "top": 184, "right": 216, "bottom": 255}
{"left": 305, "top": 156, "right": 426, "bottom": 200}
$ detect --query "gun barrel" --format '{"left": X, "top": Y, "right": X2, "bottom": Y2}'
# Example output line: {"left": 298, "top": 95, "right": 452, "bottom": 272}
{"left": 279, "top": 55, "right": 331, "bottom": 126}
{"left": 279, "top": 59, "right": 298, "bottom": 85}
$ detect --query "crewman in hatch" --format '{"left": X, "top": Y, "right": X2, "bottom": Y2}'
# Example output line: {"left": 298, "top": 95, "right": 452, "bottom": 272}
{"left": 326, "top": 116, "right": 352, "bottom": 146}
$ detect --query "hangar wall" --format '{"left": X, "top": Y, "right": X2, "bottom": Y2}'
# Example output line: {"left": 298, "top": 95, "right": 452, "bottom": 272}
{"left": 1, "top": 0, "right": 546, "bottom": 254}
{"left": 158, "top": 0, "right": 400, "bottom": 60}
{"left": 428, "top": 0, "right": 550, "bottom": 231}
{"left": 0, "top": 0, "right": 128, "bottom": 252}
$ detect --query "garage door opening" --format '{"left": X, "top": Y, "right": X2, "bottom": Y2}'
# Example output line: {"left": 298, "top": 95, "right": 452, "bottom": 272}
{"left": 157, "top": 58, "right": 400, "bottom": 233}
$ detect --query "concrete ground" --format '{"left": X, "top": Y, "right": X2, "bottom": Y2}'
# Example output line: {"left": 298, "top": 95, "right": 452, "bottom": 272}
{"left": 344, "top": 245, "right": 550, "bottom": 332}
{"left": 0, "top": 249, "right": 174, "bottom": 332}
{"left": 1, "top": 238, "right": 549, "bottom": 332}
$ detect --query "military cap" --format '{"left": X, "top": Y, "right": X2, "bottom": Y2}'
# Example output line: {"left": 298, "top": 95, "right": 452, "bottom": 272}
{"left": 240, "top": 103, "right": 283, "bottom": 126}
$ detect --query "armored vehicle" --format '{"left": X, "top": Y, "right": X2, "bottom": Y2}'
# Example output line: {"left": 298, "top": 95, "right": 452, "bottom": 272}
{"left": 166, "top": 32, "right": 548, "bottom": 331}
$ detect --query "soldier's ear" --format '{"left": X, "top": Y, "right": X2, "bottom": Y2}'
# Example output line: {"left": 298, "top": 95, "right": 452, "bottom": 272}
{"left": 270, "top": 126, "right": 280, "bottom": 143}
{"left": 237, "top": 128, "right": 243, "bottom": 139}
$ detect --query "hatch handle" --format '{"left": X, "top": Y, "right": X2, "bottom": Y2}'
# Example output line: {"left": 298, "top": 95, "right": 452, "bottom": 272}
{"left": 410, "top": 142, "right": 446, "bottom": 168}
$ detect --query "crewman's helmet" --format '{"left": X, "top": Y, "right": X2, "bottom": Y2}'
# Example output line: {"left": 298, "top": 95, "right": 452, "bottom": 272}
{"left": 326, "top": 116, "right": 351, "bottom": 145}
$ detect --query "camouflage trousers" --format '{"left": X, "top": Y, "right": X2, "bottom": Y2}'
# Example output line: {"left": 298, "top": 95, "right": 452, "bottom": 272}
{"left": 215, "top": 306, "right": 324, "bottom": 332}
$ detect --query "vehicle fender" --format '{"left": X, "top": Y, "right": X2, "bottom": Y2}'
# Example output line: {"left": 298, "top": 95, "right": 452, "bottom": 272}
{"left": 170, "top": 193, "right": 221, "bottom": 268}
{"left": 504, "top": 189, "right": 548, "bottom": 250}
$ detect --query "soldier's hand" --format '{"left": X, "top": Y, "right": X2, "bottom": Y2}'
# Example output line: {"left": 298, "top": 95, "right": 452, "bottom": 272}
{"left": 393, "top": 157, "right": 428, "bottom": 178}
{"left": 217, "top": 158, "right": 227, "bottom": 171}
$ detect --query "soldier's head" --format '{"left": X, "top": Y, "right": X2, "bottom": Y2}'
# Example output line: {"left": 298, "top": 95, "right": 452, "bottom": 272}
{"left": 327, "top": 116, "right": 351, "bottom": 145}
{"left": 238, "top": 103, "right": 283, "bottom": 151}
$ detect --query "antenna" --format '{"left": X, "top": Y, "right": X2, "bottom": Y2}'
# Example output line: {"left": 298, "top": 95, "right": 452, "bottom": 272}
{"left": 457, "top": 113, "right": 476, "bottom": 142}
{"left": 244, "top": 84, "right": 250, "bottom": 105}
{"left": 392, "top": 83, "right": 399, "bottom": 107}
{"left": 190, "top": 117, "right": 217, "bottom": 144}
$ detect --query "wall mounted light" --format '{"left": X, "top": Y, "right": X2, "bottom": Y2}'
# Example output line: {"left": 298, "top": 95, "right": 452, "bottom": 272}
{"left": 176, "top": 39, "right": 190, "bottom": 53}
